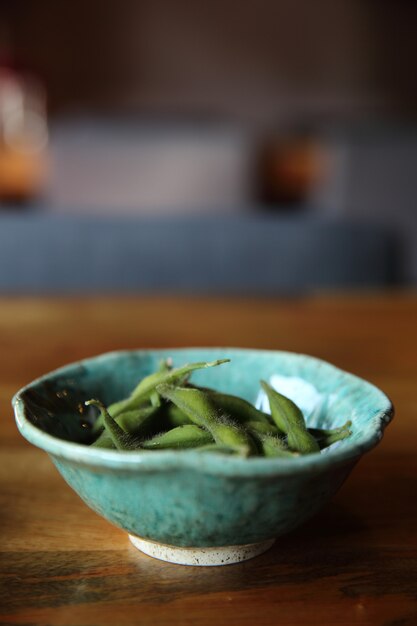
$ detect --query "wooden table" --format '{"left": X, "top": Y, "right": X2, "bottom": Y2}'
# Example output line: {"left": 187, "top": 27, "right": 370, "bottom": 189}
{"left": 1, "top": 294, "right": 416, "bottom": 626}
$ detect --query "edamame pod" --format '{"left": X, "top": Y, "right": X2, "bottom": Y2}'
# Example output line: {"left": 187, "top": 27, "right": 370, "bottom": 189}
{"left": 308, "top": 420, "right": 352, "bottom": 438}
{"left": 156, "top": 384, "right": 257, "bottom": 456}
{"left": 308, "top": 420, "right": 352, "bottom": 450}
{"left": 124, "top": 359, "right": 230, "bottom": 410}
{"left": 148, "top": 360, "right": 173, "bottom": 408}
{"left": 205, "top": 390, "right": 277, "bottom": 429}
{"left": 244, "top": 419, "right": 292, "bottom": 457}
{"left": 244, "top": 420, "right": 280, "bottom": 436}
{"left": 92, "top": 406, "right": 158, "bottom": 448}
{"left": 93, "top": 359, "right": 230, "bottom": 432}
{"left": 141, "top": 424, "right": 213, "bottom": 450}
{"left": 197, "top": 444, "right": 239, "bottom": 455}
{"left": 86, "top": 358, "right": 352, "bottom": 456}
{"left": 162, "top": 403, "right": 192, "bottom": 428}
{"left": 260, "top": 381, "right": 320, "bottom": 454}
{"left": 247, "top": 430, "right": 296, "bottom": 458}
{"left": 86, "top": 400, "right": 141, "bottom": 451}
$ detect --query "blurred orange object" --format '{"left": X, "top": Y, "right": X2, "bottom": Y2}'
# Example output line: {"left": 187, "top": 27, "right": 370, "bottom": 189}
{"left": 0, "top": 69, "right": 48, "bottom": 203}
{"left": 260, "top": 134, "right": 329, "bottom": 206}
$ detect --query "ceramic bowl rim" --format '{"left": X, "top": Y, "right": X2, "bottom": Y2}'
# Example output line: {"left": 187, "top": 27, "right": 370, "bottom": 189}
{"left": 12, "top": 348, "right": 394, "bottom": 477}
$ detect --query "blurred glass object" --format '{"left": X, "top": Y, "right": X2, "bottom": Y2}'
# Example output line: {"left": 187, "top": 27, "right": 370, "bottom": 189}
{"left": 0, "top": 67, "right": 48, "bottom": 204}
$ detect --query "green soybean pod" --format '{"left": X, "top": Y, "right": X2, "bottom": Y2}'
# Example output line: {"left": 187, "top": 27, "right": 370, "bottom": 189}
{"left": 260, "top": 381, "right": 320, "bottom": 454}
{"left": 163, "top": 403, "right": 192, "bottom": 428}
{"left": 188, "top": 384, "right": 275, "bottom": 428}
{"left": 244, "top": 419, "right": 293, "bottom": 457}
{"left": 92, "top": 358, "right": 230, "bottom": 433}
{"left": 86, "top": 400, "right": 141, "bottom": 451}
{"left": 206, "top": 391, "right": 277, "bottom": 429}
{"left": 243, "top": 419, "right": 280, "bottom": 436}
{"left": 139, "top": 402, "right": 192, "bottom": 436}
{"left": 247, "top": 430, "right": 296, "bottom": 458}
{"left": 308, "top": 419, "right": 352, "bottom": 438}
{"left": 156, "top": 384, "right": 257, "bottom": 456}
{"left": 196, "top": 444, "right": 239, "bottom": 455}
{"left": 91, "top": 406, "right": 157, "bottom": 449}
{"left": 149, "top": 359, "right": 173, "bottom": 408}
{"left": 309, "top": 420, "right": 352, "bottom": 450}
{"left": 92, "top": 359, "right": 230, "bottom": 433}
{"left": 141, "top": 425, "right": 213, "bottom": 450}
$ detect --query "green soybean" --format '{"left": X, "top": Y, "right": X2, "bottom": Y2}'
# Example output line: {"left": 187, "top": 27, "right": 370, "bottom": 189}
{"left": 196, "top": 444, "right": 240, "bottom": 455}
{"left": 141, "top": 424, "right": 213, "bottom": 450}
{"left": 91, "top": 406, "right": 157, "bottom": 449}
{"left": 156, "top": 384, "right": 257, "bottom": 456}
{"left": 244, "top": 420, "right": 280, "bottom": 436}
{"left": 248, "top": 431, "right": 295, "bottom": 458}
{"left": 93, "top": 359, "right": 230, "bottom": 432}
{"left": 260, "top": 381, "right": 320, "bottom": 454}
{"left": 85, "top": 357, "right": 352, "bottom": 457}
{"left": 86, "top": 400, "right": 141, "bottom": 451}
{"left": 126, "top": 358, "right": 229, "bottom": 408}
{"left": 309, "top": 420, "right": 352, "bottom": 450}
{"left": 204, "top": 390, "right": 277, "bottom": 429}
{"left": 308, "top": 420, "right": 352, "bottom": 437}
{"left": 243, "top": 419, "right": 292, "bottom": 457}
{"left": 161, "top": 402, "right": 192, "bottom": 428}
{"left": 148, "top": 359, "right": 173, "bottom": 408}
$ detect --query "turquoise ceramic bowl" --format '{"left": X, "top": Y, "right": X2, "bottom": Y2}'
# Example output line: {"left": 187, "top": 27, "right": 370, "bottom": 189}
{"left": 13, "top": 349, "right": 393, "bottom": 566}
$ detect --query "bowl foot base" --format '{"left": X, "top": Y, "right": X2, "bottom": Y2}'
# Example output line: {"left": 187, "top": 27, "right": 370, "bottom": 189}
{"left": 128, "top": 534, "right": 275, "bottom": 566}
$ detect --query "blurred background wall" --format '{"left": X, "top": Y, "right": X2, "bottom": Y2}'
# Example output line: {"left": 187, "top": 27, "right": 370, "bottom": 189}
{"left": 4, "top": 0, "right": 416, "bottom": 120}
{"left": 0, "top": 0, "right": 416, "bottom": 291}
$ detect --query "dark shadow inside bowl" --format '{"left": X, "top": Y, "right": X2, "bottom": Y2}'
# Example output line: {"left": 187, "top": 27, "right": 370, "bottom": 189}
{"left": 20, "top": 380, "right": 99, "bottom": 444}
{"left": 19, "top": 352, "right": 164, "bottom": 443}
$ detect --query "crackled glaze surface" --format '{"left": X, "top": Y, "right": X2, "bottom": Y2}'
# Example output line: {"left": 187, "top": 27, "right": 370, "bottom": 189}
{"left": 13, "top": 348, "right": 393, "bottom": 551}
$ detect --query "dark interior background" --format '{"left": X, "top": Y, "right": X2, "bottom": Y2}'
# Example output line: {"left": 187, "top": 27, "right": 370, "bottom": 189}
{"left": 0, "top": 0, "right": 416, "bottom": 292}
{"left": 4, "top": 0, "right": 417, "bottom": 118}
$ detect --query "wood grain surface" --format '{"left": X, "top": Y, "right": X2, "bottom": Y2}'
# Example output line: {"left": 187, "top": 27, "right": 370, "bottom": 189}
{"left": 1, "top": 293, "right": 416, "bottom": 626}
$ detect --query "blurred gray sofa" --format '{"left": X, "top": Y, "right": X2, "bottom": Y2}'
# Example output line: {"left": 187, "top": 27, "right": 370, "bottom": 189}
{"left": 0, "top": 213, "right": 397, "bottom": 293}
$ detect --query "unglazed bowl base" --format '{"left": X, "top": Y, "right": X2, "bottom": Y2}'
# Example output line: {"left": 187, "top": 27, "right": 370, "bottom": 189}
{"left": 128, "top": 534, "right": 275, "bottom": 566}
